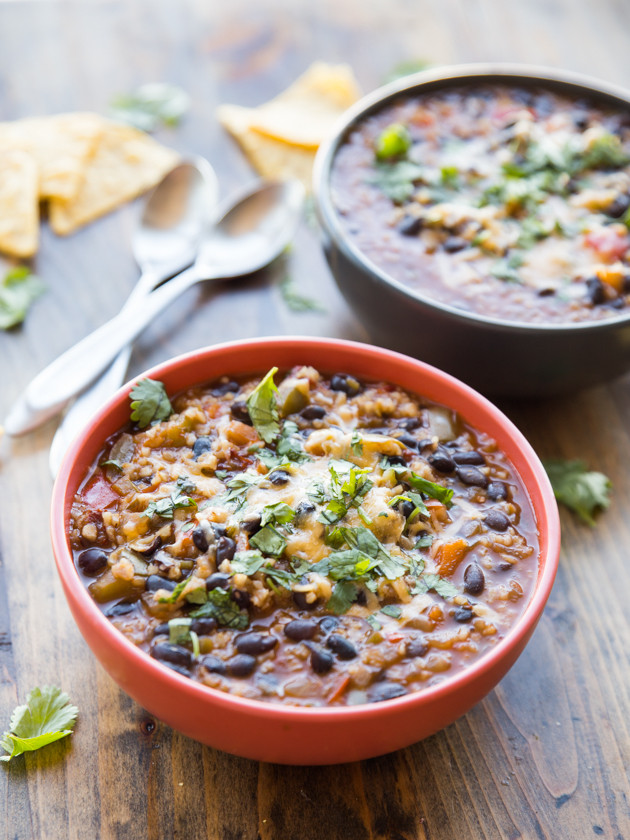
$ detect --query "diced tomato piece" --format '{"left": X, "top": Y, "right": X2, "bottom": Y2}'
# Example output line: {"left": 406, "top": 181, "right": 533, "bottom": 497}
{"left": 583, "top": 228, "right": 630, "bottom": 261}
{"left": 83, "top": 476, "right": 119, "bottom": 510}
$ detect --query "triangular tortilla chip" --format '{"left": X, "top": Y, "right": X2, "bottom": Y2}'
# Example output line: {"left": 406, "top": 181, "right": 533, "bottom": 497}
{"left": 0, "top": 113, "right": 103, "bottom": 200}
{"left": 48, "top": 121, "right": 180, "bottom": 235}
{"left": 0, "top": 150, "right": 38, "bottom": 257}
{"left": 248, "top": 62, "right": 361, "bottom": 149}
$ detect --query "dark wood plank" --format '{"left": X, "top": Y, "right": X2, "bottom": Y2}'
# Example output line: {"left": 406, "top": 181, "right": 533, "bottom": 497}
{"left": 0, "top": 1, "right": 629, "bottom": 839}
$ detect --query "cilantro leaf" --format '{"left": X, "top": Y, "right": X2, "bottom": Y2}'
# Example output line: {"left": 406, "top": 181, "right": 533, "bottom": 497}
{"left": 260, "top": 502, "right": 296, "bottom": 528}
{"left": 276, "top": 420, "right": 310, "bottom": 463}
{"left": 0, "top": 266, "right": 45, "bottom": 330}
{"left": 388, "top": 492, "right": 429, "bottom": 520}
{"left": 249, "top": 525, "right": 287, "bottom": 557}
{"left": 380, "top": 604, "right": 402, "bottom": 619}
{"left": 231, "top": 550, "right": 267, "bottom": 576}
{"left": 168, "top": 617, "right": 192, "bottom": 646}
{"left": 422, "top": 573, "right": 458, "bottom": 599}
{"left": 145, "top": 477, "right": 196, "bottom": 519}
{"left": 279, "top": 276, "right": 326, "bottom": 313}
{"left": 130, "top": 378, "right": 173, "bottom": 428}
{"left": 543, "top": 459, "right": 612, "bottom": 526}
{"left": 369, "top": 160, "right": 425, "bottom": 203}
{"left": 340, "top": 526, "right": 407, "bottom": 580}
{"left": 407, "top": 472, "right": 454, "bottom": 507}
{"left": 1, "top": 686, "right": 78, "bottom": 761}
{"left": 157, "top": 578, "right": 188, "bottom": 604}
{"left": 351, "top": 430, "right": 363, "bottom": 456}
{"left": 223, "top": 471, "right": 260, "bottom": 508}
{"left": 109, "top": 82, "right": 190, "bottom": 132}
{"left": 190, "top": 588, "right": 249, "bottom": 629}
{"left": 327, "top": 580, "right": 358, "bottom": 614}
{"left": 247, "top": 367, "right": 280, "bottom": 444}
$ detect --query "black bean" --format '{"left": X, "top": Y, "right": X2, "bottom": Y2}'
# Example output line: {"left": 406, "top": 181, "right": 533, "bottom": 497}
{"left": 330, "top": 373, "right": 361, "bottom": 396}
{"left": 396, "top": 499, "right": 416, "bottom": 519}
{"left": 206, "top": 572, "right": 231, "bottom": 591}
{"left": 146, "top": 574, "right": 178, "bottom": 593}
{"left": 295, "top": 500, "right": 316, "bottom": 520}
{"left": 319, "top": 616, "right": 339, "bottom": 633}
{"left": 452, "top": 450, "right": 485, "bottom": 466}
{"left": 216, "top": 535, "right": 236, "bottom": 564}
{"left": 443, "top": 236, "right": 467, "bottom": 253}
{"left": 77, "top": 547, "right": 109, "bottom": 576}
{"left": 454, "top": 605, "right": 474, "bottom": 623}
{"left": 269, "top": 470, "right": 290, "bottom": 486}
{"left": 606, "top": 194, "right": 630, "bottom": 218}
{"left": 211, "top": 522, "right": 227, "bottom": 538}
{"left": 487, "top": 481, "right": 508, "bottom": 501}
{"left": 284, "top": 619, "right": 318, "bottom": 641}
{"left": 463, "top": 563, "right": 485, "bottom": 595}
{"left": 192, "top": 436, "right": 212, "bottom": 459}
{"left": 154, "top": 623, "right": 170, "bottom": 636}
{"left": 106, "top": 601, "right": 136, "bottom": 617}
{"left": 240, "top": 513, "right": 262, "bottom": 535}
{"left": 192, "top": 525, "right": 210, "bottom": 553}
{"left": 429, "top": 451, "right": 455, "bottom": 473}
{"left": 585, "top": 277, "right": 606, "bottom": 306}
{"left": 368, "top": 682, "right": 407, "bottom": 702}
{"left": 235, "top": 632, "right": 278, "bottom": 655}
{"left": 399, "top": 416, "right": 420, "bottom": 431}
{"left": 456, "top": 465, "right": 488, "bottom": 487}
{"left": 231, "top": 589, "right": 251, "bottom": 609}
{"left": 163, "top": 662, "right": 193, "bottom": 678}
{"left": 310, "top": 646, "right": 334, "bottom": 674}
{"left": 610, "top": 297, "right": 625, "bottom": 309}
{"left": 537, "top": 288, "right": 555, "bottom": 297}
{"left": 385, "top": 454, "right": 407, "bottom": 467}
{"left": 355, "top": 588, "right": 367, "bottom": 606}
{"left": 151, "top": 643, "right": 192, "bottom": 669}
{"left": 326, "top": 634, "right": 357, "bottom": 660}
{"left": 190, "top": 617, "right": 218, "bottom": 635}
{"left": 397, "top": 215, "right": 423, "bottom": 236}
{"left": 300, "top": 405, "right": 327, "bottom": 421}
{"left": 230, "top": 400, "right": 252, "bottom": 424}
{"left": 397, "top": 434, "right": 419, "bottom": 450}
{"left": 406, "top": 638, "right": 428, "bottom": 657}
{"left": 484, "top": 510, "right": 510, "bottom": 532}
{"left": 227, "top": 654, "right": 257, "bottom": 677}
{"left": 201, "top": 654, "right": 227, "bottom": 674}
{"left": 496, "top": 560, "right": 514, "bottom": 572}
{"left": 293, "top": 590, "right": 319, "bottom": 610}
{"left": 211, "top": 380, "right": 240, "bottom": 396}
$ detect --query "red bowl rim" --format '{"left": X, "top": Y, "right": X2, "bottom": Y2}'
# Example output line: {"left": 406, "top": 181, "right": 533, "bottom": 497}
{"left": 51, "top": 335, "right": 561, "bottom": 723}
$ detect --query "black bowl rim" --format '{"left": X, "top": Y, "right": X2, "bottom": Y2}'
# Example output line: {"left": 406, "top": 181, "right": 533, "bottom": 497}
{"left": 313, "top": 61, "right": 630, "bottom": 335}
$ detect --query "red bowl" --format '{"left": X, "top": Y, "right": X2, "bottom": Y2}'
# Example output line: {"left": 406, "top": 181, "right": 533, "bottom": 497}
{"left": 50, "top": 337, "right": 560, "bottom": 765}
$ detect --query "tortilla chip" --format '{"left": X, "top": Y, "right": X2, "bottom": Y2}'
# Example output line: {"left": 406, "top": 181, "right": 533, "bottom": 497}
{"left": 0, "top": 113, "right": 103, "bottom": 200}
{"left": 217, "top": 62, "right": 361, "bottom": 190}
{"left": 218, "top": 104, "right": 317, "bottom": 189}
{"left": 48, "top": 121, "right": 180, "bottom": 236}
{"left": 0, "top": 150, "right": 39, "bottom": 257}
{"left": 248, "top": 62, "right": 361, "bottom": 149}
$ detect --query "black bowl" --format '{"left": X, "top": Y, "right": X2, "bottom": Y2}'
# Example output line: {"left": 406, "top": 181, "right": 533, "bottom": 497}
{"left": 313, "top": 62, "right": 630, "bottom": 397}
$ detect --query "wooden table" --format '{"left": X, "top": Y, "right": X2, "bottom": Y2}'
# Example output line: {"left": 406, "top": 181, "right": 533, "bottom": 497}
{"left": 1, "top": 1, "right": 629, "bottom": 837}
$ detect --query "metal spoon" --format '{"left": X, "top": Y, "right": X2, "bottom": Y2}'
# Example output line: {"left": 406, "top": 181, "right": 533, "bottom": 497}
{"left": 46, "top": 158, "right": 219, "bottom": 476}
{"left": 5, "top": 178, "right": 305, "bottom": 436}
{"left": 5, "top": 157, "right": 218, "bottom": 439}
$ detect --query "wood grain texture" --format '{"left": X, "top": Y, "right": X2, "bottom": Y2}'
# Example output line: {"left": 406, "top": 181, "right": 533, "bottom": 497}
{"left": 0, "top": 1, "right": 629, "bottom": 838}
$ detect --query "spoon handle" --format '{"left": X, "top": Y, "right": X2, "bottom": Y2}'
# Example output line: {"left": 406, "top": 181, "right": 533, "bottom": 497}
{"left": 5, "top": 264, "right": 204, "bottom": 430}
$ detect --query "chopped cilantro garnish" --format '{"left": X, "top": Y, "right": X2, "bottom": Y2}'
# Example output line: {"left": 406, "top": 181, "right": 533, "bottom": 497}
{"left": 375, "top": 123, "right": 412, "bottom": 160}
{"left": 279, "top": 276, "right": 326, "bottom": 313}
{"left": 0, "top": 266, "right": 45, "bottom": 330}
{"left": 543, "top": 458, "right": 611, "bottom": 526}
{"left": 380, "top": 604, "right": 402, "bottom": 619}
{"left": 190, "top": 588, "right": 249, "bottom": 629}
{"left": 388, "top": 492, "right": 429, "bottom": 521}
{"left": 327, "top": 580, "right": 359, "bottom": 614}
{"left": 369, "top": 159, "right": 425, "bottom": 203}
{"left": 260, "top": 502, "right": 296, "bottom": 528}
{"left": 276, "top": 420, "right": 310, "bottom": 463}
{"left": 223, "top": 471, "right": 260, "bottom": 508}
{"left": 414, "top": 534, "right": 434, "bottom": 549}
{"left": 130, "top": 378, "right": 173, "bottom": 428}
{"left": 157, "top": 578, "right": 188, "bottom": 604}
{"left": 249, "top": 525, "right": 286, "bottom": 557}
{"left": 418, "top": 573, "right": 458, "bottom": 599}
{"left": 1, "top": 686, "right": 78, "bottom": 762}
{"left": 246, "top": 367, "right": 280, "bottom": 444}
{"left": 168, "top": 617, "right": 192, "bottom": 646}
{"left": 145, "top": 477, "right": 197, "bottom": 519}
{"left": 366, "top": 614, "right": 382, "bottom": 631}
{"left": 407, "top": 472, "right": 454, "bottom": 508}
{"left": 351, "top": 430, "right": 363, "bottom": 455}
{"left": 231, "top": 550, "right": 266, "bottom": 575}
{"left": 340, "top": 526, "right": 407, "bottom": 580}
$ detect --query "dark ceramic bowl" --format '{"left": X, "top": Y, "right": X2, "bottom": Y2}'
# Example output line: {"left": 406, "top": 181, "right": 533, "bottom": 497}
{"left": 313, "top": 63, "right": 630, "bottom": 397}
{"left": 51, "top": 337, "right": 559, "bottom": 764}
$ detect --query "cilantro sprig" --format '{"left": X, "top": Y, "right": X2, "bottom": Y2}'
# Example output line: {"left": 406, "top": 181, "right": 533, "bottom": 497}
{"left": 145, "top": 477, "right": 197, "bottom": 519}
{"left": 246, "top": 367, "right": 280, "bottom": 443}
{"left": 1, "top": 686, "right": 78, "bottom": 762}
{"left": 130, "top": 378, "right": 173, "bottom": 428}
{"left": 543, "top": 459, "right": 612, "bottom": 526}
{"left": 190, "top": 588, "right": 249, "bottom": 630}
{"left": 0, "top": 266, "right": 45, "bottom": 330}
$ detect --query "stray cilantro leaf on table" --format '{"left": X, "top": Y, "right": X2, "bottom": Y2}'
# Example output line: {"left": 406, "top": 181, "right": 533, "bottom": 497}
{"left": 130, "top": 378, "right": 173, "bottom": 428}
{"left": 109, "top": 82, "right": 191, "bottom": 132}
{"left": 0, "top": 266, "right": 45, "bottom": 330}
{"left": 543, "top": 459, "right": 612, "bottom": 526}
{"left": 1, "top": 686, "right": 78, "bottom": 762}
{"left": 279, "top": 276, "right": 326, "bottom": 313}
